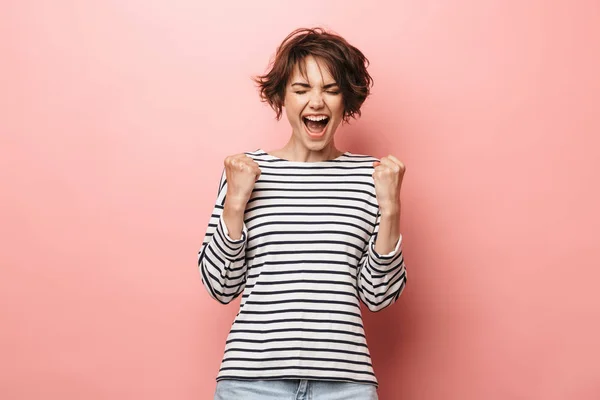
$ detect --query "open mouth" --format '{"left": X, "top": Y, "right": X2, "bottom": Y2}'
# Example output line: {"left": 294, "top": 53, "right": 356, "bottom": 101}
{"left": 302, "top": 115, "right": 330, "bottom": 137}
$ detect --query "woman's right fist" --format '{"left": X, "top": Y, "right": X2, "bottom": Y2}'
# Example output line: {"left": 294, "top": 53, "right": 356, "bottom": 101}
{"left": 223, "top": 154, "right": 261, "bottom": 209}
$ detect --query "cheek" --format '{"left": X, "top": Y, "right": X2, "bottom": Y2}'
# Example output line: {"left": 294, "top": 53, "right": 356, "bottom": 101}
{"left": 283, "top": 107, "right": 293, "bottom": 123}
{"left": 283, "top": 96, "right": 299, "bottom": 116}
{"left": 333, "top": 98, "right": 345, "bottom": 117}
{"left": 283, "top": 101, "right": 300, "bottom": 124}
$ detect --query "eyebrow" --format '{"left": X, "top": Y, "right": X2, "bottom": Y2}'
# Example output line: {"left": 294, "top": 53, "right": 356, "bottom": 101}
{"left": 291, "top": 82, "right": 339, "bottom": 89}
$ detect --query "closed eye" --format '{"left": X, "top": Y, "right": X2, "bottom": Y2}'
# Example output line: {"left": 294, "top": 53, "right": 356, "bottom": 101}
{"left": 295, "top": 90, "right": 339, "bottom": 95}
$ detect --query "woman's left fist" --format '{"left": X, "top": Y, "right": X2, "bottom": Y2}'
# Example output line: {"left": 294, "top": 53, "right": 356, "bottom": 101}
{"left": 373, "top": 155, "right": 406, "bottom": 214}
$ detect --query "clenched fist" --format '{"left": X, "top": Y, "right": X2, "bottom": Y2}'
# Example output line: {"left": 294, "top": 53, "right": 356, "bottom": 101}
{"left": 373, "top": 155, "right": 406, "bottom": 215}
{"left": 224, "top": 154, "right": 261, "bottom": 210}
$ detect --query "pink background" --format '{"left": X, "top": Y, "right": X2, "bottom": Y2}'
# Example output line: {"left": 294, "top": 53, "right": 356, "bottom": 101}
{"left": 1, "top": 1, "right": 599, "bottom": 399}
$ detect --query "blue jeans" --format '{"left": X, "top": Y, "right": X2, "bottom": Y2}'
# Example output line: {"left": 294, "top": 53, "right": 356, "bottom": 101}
{"left": 214, "top": 379, "right": 378, "bottom": 400}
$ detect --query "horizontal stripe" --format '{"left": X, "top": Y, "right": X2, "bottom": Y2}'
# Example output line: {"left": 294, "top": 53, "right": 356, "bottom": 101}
{"left": 219, "top": 364, "right": 375, "bottom": 377}
{"left": 238, "top": 308, "right": 361, "bottom": 318}
{"left": 226, "top": 336, "right": 367, "bottom": 346}
{"left": 224, "top": 346, "right": 369, "bottom": 358}
{"left": 221, "top": 355, "right": 373, "bottom": 368}
{"left": 242, "top": 288, "right": 359, "bottom": 300}
{"left": 234, "top": 317, "right": 363, "bottom": 328}
{"left": 228, "top": 327, "right": 365, "bottom": 338}
{"left": 246, "top": 239, "right": 366, "bottom": 253}
{"left": 216, "top": 374, "right": 376, "bottom": 385}
{"left": 242, "top": 297, "right": 360, "bottom": 309}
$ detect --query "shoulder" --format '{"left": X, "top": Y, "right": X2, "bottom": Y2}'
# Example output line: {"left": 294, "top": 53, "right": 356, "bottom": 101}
{"left": 243, "top": 148, "right": 268, "bottom": 161}
{"left": 341, "top": 151, "right": 379, "bottom": 164}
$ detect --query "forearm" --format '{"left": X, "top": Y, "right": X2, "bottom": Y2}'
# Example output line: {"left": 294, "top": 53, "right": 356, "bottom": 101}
{"left": 222, "top": 200, "right": 246, "bottom": 240}
{"left": 198, "top": 214, "right": 248, "bottom": 304}
{"left": 359, "top": 203, "right": 406, "bottom": 312}
{"left": 374, "top": 204, "right": 401, "bottom": 255}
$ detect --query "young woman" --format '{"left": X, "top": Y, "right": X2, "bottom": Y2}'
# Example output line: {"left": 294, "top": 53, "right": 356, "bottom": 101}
{"left": 198, "top": 27, "right": 407, "bottom": 400}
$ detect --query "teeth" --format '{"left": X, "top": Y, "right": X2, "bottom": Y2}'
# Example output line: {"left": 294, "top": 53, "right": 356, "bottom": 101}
{"left": 304, "top": 115, "right": 328, "bottom": 121}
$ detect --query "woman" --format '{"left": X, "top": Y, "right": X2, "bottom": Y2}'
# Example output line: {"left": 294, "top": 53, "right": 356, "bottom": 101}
{"left": 198, "top": 27, "right": 407, "bottom": 400}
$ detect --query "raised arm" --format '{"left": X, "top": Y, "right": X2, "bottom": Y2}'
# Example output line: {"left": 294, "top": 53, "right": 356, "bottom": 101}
{"left": 358, "top": 155, "right": 407, "bottom": 311}
{"left": 197, "top": 154, "right": 261, "bottom": 304}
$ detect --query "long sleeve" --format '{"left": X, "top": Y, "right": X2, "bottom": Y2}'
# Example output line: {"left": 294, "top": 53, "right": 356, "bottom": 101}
{"left": 197, "top": 170, "right": 249, "bottom": 304}
{"left": 357, "top": 213, "right": 407, "bottom": 312}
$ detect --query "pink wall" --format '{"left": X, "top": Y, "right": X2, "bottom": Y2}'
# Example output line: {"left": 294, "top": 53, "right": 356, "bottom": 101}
{"left": 2, "top": 1, "right": 599, "bottom": 399}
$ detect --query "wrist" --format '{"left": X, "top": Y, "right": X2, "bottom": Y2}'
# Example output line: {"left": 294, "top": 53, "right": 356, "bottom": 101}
{"left": 379, "top": 203, "right": 400, "bottom": 218}
{"left": 223, "top": 198, "right": 247, "bottom": 214}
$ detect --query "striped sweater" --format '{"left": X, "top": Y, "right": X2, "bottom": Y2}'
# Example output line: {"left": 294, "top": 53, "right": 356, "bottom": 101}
{"left": 197, "top": 149, "right": 407, "bottom": 386}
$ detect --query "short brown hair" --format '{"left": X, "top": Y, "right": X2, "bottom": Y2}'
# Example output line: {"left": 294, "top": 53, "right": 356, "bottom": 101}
{"left": 254, "top": 27, "right": 374, "bottom": 123}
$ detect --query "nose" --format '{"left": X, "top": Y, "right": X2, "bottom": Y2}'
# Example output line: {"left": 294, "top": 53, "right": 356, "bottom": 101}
{"left": 308, "top": 91, "right": 324, "bottom": 109}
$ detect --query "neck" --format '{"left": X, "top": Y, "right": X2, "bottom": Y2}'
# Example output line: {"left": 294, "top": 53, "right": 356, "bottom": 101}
{"left": 274, "top": 137, "right": 342, "bottom": 163}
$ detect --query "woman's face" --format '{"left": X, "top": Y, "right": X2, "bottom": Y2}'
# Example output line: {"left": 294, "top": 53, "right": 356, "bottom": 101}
{"left": 283, "top": 56, "right": 344, "bottom": 153}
